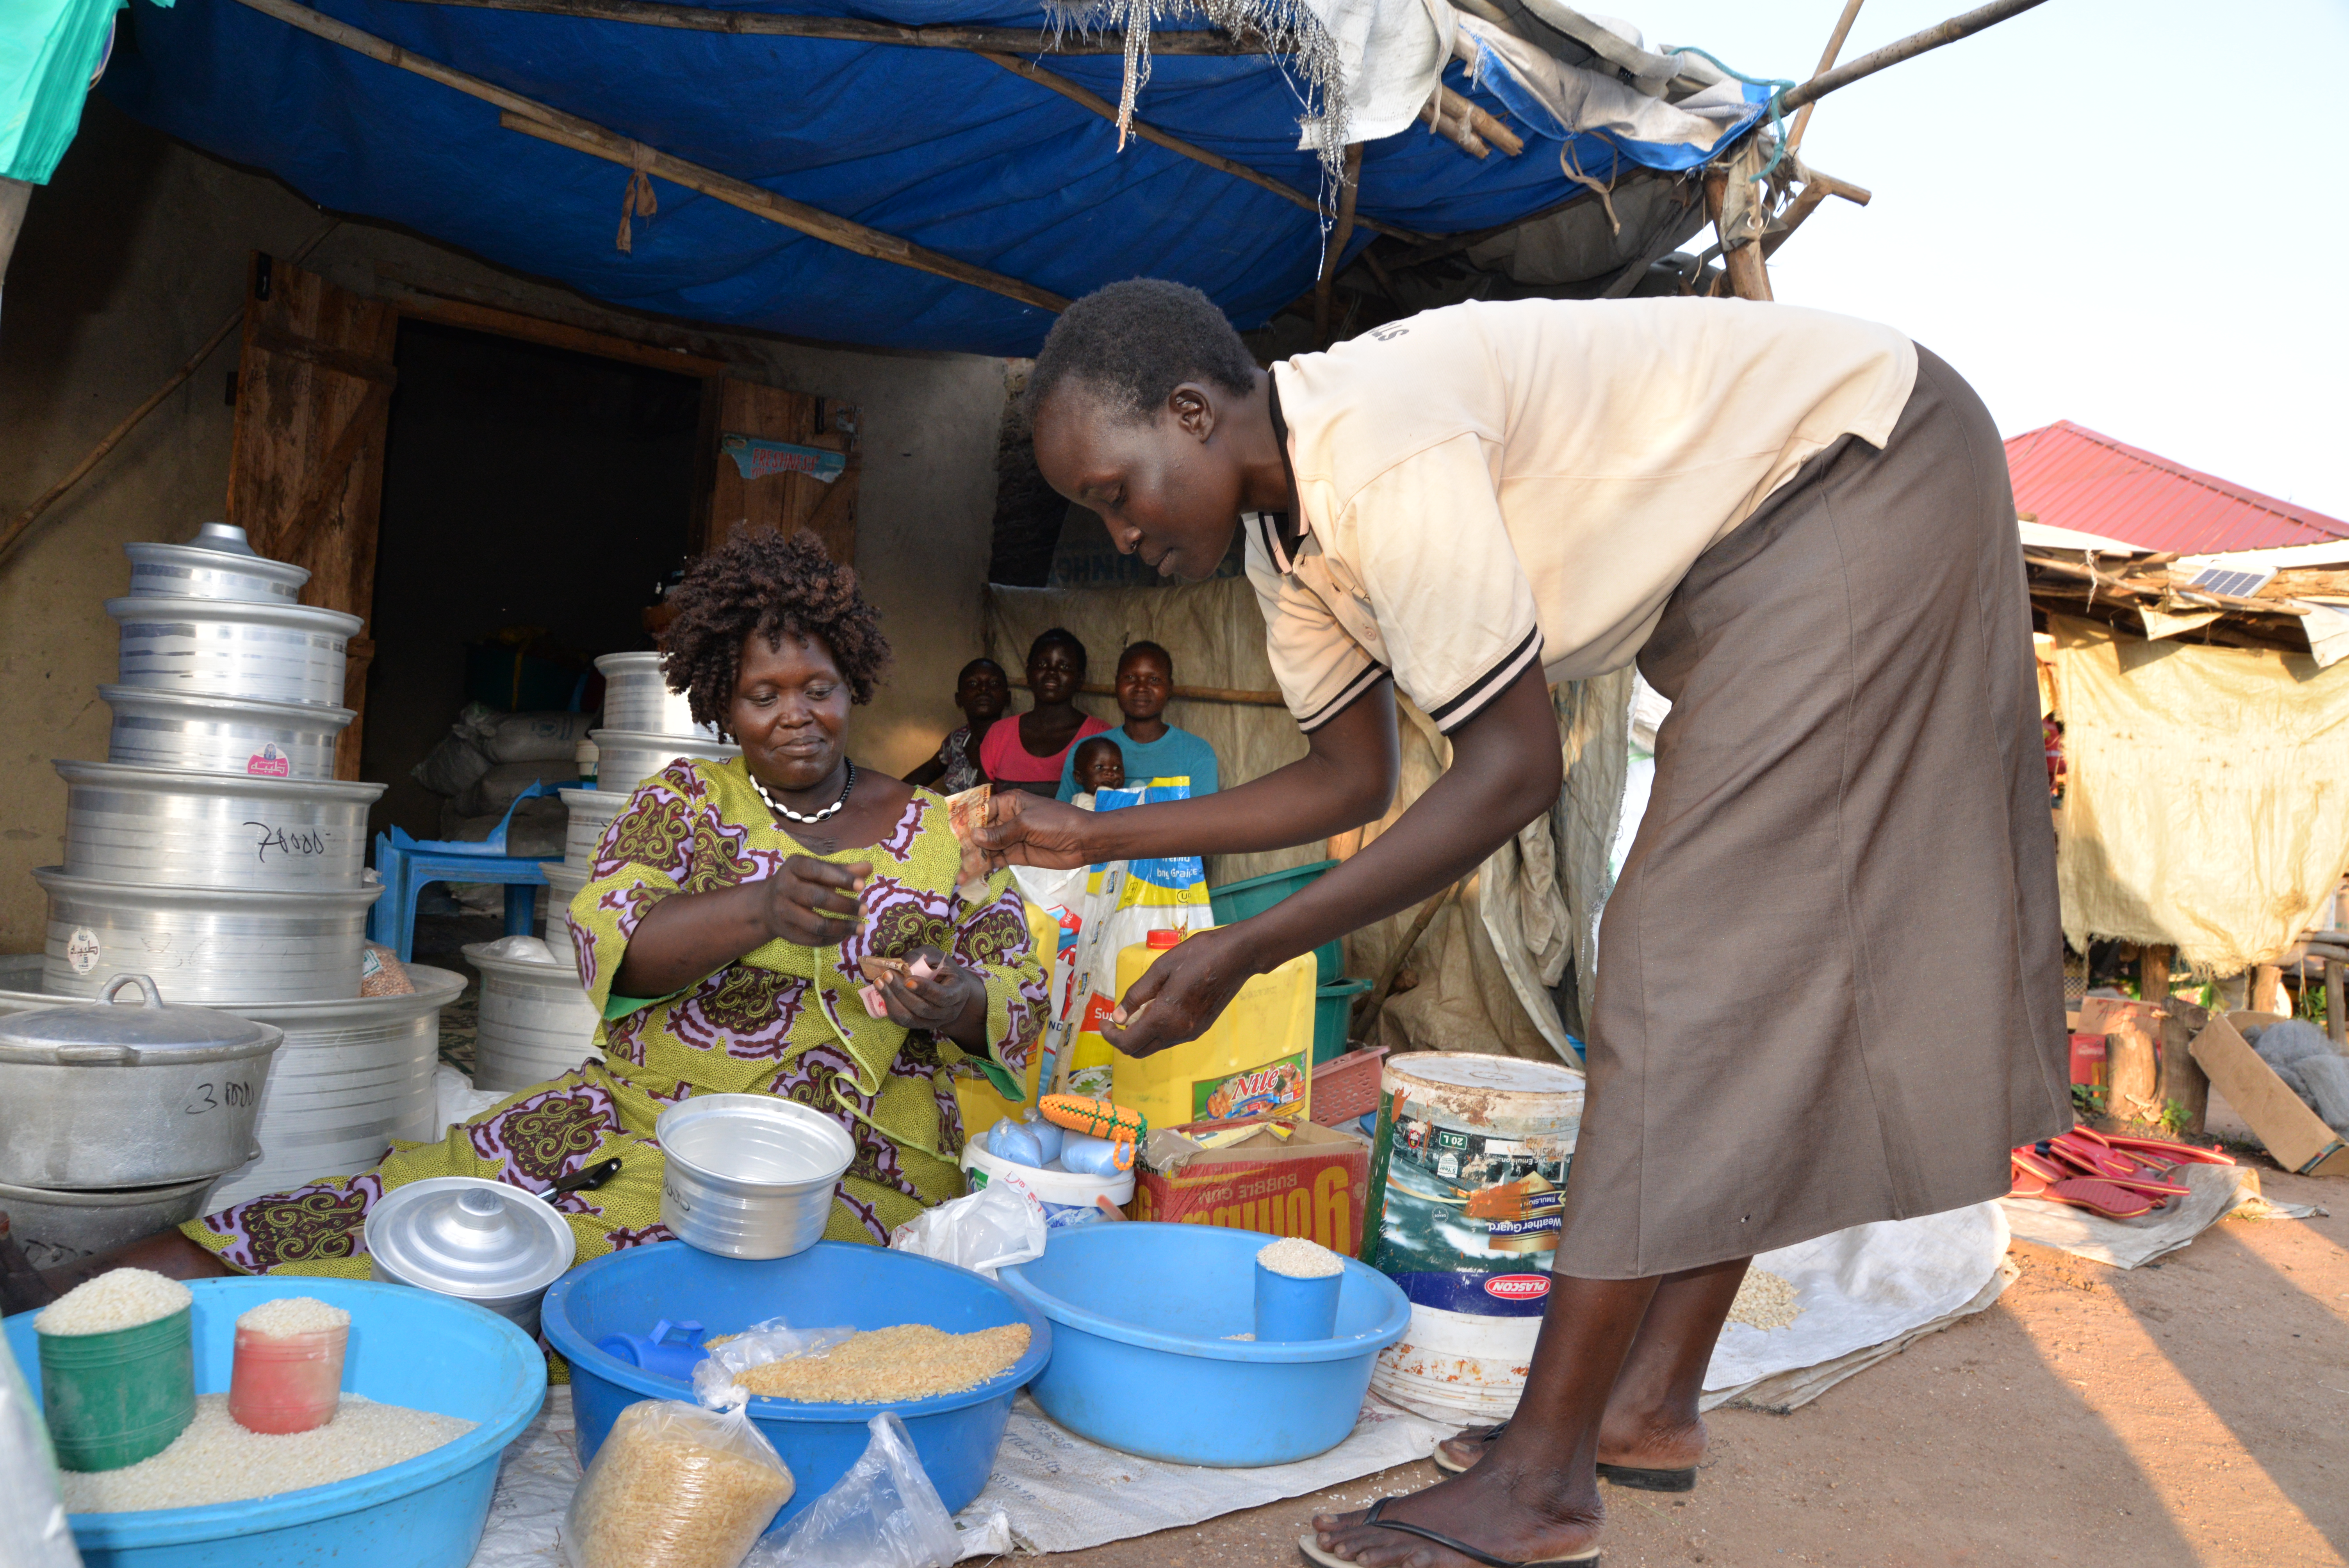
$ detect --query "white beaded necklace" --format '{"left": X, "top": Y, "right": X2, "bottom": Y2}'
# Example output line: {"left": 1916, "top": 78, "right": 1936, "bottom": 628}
{"left": 752, "top": 760, "right": 856, "bottom": 824}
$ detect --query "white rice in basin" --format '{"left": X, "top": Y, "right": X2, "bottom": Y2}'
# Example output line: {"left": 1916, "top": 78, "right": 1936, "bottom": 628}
{"left": 60, "top": 1394, "right": 474, "bottom": 1513}
{"left": 35, "top": 1269, "right": 191, "bottom": 1336}
{"left": 237, "top": 1296, "right": 351, "bottom": 1339}
{"left": 1256, "top": 1237, "right": 1344, "bottom": 1279}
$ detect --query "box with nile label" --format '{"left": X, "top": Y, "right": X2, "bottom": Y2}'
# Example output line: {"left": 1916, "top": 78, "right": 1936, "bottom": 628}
{"left": 1129, "top": 1117, "right": 1371, "bottom": 1256}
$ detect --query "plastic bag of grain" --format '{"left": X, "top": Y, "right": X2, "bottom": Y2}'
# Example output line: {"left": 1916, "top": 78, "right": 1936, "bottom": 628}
{"left": 562, "top": 1397, "right": 795, "bottom": 1568}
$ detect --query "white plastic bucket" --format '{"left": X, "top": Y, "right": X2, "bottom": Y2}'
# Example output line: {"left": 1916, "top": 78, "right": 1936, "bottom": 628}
{"left": 1363, "top": 1052, "right": 1582, "bottom": 1422}
{"left": 960, "top": 1137, "right": 1133, "bottom": 1229}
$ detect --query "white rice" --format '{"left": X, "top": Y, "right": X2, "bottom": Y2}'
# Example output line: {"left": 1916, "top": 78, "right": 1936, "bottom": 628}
{"left": 237, "top": 1297, "right": 351, "bottom": 1339}
{"left": 1728, "top": 1267, "right": 1802, "bottom": 1331}
{"left": 59, "top": 1393, "right": 474, "bottom": 1513}
{"left": 1256, "top": 1237, "right": 1344, "bottom": 1279}
{"left": 35, "top": 1269, "right": 191, "bottom": 1337}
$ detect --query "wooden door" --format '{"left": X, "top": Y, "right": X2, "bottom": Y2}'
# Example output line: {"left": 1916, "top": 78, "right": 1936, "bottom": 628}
{"left": 225, "top": 253, "right": 399, "bottom": 780}
{"left": 693, "top": 376, "right": 861, "bottom": 565}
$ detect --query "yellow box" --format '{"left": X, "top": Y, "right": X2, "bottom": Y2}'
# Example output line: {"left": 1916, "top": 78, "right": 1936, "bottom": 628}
{"left": 1101, "top": 939, "right": 1317, "bottom": 1130}
{"left": 950, "top": 900, "right": 1057, "bottom": 1142}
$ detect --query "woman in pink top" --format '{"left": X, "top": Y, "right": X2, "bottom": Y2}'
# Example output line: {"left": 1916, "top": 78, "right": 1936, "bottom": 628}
{"left": 979, "top": 627, "right": 1109, "bottom": 796}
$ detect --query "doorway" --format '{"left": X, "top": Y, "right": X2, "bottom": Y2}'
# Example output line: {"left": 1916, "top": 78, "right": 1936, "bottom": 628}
{"left": 358, "top": 319, "right": 700, "bottom": 843}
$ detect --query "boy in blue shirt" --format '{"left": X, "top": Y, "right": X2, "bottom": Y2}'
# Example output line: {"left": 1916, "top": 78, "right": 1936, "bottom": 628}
{"left": 1057, "top": 640, "right": 1221, "bottom": 800}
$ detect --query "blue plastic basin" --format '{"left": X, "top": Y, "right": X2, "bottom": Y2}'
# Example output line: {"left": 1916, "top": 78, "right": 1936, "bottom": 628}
{"left": 2, "top": 1277, "right": 546, "bottom": 1568}
{"left": 540, "top": 1239, "right": 1050, "bottom": 1527}
{"left": 996, "top": 1222, "right": 1409, "bottom": 1466}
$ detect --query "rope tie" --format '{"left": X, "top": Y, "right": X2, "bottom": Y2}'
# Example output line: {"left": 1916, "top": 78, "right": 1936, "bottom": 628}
{"left": 617, "top": 141, "right": 658, "bottom": 253}
{"left": 1559, "top": 138, "right": 1619, "bottom": 237}
{"left": 1663, "top": 45, "right": 1796, "bottom": 183}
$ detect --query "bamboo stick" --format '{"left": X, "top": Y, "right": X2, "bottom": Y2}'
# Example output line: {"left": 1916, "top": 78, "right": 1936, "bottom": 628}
{"left": 1316, "top": 144, "right": 1363, "bottom": 347}
{"left": 1780, "top": 0, "right": 2050, "bottom": 113}
{"left": 397, "top": 0, "right": 1272, "bottom": 54}
{"left": 0, "top": 220, "right": 340, "bottom": 570}
{"left": 499, "top": 113, "right": 1067, "bottom": 310}
{"left": 1440, "top": 87, "right": 1522, "bottom": 157}
{"left": 1010, "top": 677, "right": 1287, "bottom": 707}
{"left": 1420, "top": 92, "right": 1488, "bottom": 159}
{"left": 1788, "top": 0, "right": 1866, "bottom": 151}
{"left": 979, "top": 54, "right": 1429, "bottom": 244}
{"left": 1702, "top": 169, "right": 1771, "bottom": 301}
{"left": 228, "top": 0, "right": 1066, "bottom": 313}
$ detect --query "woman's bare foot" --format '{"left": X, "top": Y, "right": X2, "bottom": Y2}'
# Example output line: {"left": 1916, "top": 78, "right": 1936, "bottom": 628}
{"left": 1310, "top": 1451, "right": 1601, "bottom": 1566}
{"left": 1435, "top": 1411, "right": 1708, "bottom": 1477}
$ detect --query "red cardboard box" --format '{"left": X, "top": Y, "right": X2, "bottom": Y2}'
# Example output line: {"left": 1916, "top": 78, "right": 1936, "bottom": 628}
{"left": 1130, "top": 1118, "right": 1372, "bottom": 1255}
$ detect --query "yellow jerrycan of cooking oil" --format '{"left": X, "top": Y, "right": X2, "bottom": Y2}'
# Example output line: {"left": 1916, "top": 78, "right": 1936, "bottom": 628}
{"left": 1108, "top": 928, "right": 1317, "bottom": 1129}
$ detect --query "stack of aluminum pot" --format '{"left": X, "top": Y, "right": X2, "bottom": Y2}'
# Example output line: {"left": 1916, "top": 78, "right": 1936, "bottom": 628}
{"left": 544, "top": 648, "right": 738, "bottom": 970}
{"left": 9, "top": 524, "right": 465, "bottom": 1219}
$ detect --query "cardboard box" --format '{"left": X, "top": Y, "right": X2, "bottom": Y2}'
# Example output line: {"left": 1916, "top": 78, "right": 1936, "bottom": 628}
{"left": 2188, "top": 1011, "right": 2349, "bottom": 1177}
{"left": 1130, "top": 1118, "right": 1371, "bottom": 1254}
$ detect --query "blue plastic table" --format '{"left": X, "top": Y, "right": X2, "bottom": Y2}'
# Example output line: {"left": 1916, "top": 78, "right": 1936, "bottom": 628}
{"left": 367, "top": 780, "right": 570, "bottom": 962}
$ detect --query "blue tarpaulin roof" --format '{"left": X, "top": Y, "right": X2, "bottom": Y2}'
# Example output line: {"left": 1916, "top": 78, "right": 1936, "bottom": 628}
{"left": 102, "top": 0, "right": 1758, "bottom": 355}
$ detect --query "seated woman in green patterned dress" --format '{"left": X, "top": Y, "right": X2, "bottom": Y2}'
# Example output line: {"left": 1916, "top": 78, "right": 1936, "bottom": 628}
{"left": 7, "top": 529, "right": 1047, "bottom": 1304}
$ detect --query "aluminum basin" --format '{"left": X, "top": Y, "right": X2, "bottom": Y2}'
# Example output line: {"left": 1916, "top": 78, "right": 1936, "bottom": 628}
{"left": 56, "top": 759, "right": 381, "bottom": 892}
{"left": 656, "top": 1093, "right": 854, "bottom": 1260}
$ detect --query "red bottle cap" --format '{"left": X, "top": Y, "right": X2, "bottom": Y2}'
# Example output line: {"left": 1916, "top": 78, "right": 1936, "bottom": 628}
{"left": 1146, "top": 928, "right": 1184, "bottom": 949}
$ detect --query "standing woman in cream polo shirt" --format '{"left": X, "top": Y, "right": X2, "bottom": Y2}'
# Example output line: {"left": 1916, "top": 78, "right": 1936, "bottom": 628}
{"left": 977, "top": 280, "right": 2068, "bottom": 1568}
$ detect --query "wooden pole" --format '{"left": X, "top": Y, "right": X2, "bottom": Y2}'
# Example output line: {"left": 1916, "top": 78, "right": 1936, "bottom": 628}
{"left": 978, "top": 54, "right": 1428, "bottom": 244}
{"left": 1780, "top": 0, "right": 2050, "bottom": 114}
{"left": 229, "top": 0, "right": 1066, "bottom": 314}
{"left": 1009, "top": 677, "right": 1286, "bottom": 707}
{"left": 1315, "top": 144, "right": 1362, "bottom": 348}
{"left": 1702, "top": 169, "right": 1772, "bottom": 302}
{"left": 499, "top": 114, "right": 1068, "bottom": 311}
{"left": 2328, "top": 959, "right": 2346, "bottom": 1047}
{"left": 0, "top": 220, "right": 340, "bottom": 570}
{"left": 1787, "top": 0, "right": 1866, "bottom": 152}
{"left": 1439, "top": 87, "right": 1522, "bottom": 157}
{"left": 1358, "top": 880, "right": 1464, "bottom": 1039}
{"left": 397, "top": 0, "right": 1273, "bottom": 54}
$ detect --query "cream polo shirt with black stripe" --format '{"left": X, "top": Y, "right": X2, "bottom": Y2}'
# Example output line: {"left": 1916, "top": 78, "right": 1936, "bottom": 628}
{"left": 1245, "top": 297, "right": 1918, "bottom": 735}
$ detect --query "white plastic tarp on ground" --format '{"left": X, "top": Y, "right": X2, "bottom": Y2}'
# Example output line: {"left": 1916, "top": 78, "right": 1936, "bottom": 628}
{"left": 2000, "top": 1162, "right": 2317, "bottom": 1271}
{"left": 465, "top": 1385, "right": 1449, "bottom": 1566}
{"left": 1700, "top": 1203, "right": 2013, "bottom": 1414}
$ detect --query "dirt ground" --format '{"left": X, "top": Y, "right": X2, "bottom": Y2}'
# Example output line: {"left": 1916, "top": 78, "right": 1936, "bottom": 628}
{"left": 1034, "top": 1166, "right": 2349, "bottom": 1568}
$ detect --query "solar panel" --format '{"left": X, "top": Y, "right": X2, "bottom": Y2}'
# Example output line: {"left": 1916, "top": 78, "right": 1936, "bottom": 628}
{"left": 2185, "top": 566, "right": 2276, "bottom": 599}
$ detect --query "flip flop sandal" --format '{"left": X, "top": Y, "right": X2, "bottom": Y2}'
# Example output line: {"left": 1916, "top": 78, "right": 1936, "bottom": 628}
{"left": 1296, "top": 1496, "right": 1600, "bottom": 1568}
{"left": 1431, "top": 1424, "right": 1696, "bottom": 1493}
{"left": 2098, "top": 1131, "right": 2235, "bottom": 1165}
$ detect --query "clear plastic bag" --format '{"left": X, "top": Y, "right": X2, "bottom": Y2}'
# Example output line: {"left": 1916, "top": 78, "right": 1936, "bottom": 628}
{"left": 742, "top": 1413, "right": 961, "bottom": 1568}
{"left": 0, "top": 1333, "right": 80, "bottom": 1568}
{"left": 690, "top": 1318, "right": 857, "bottom": 1410}
{"left": 887, "top": 1180, "right": 1046, "bottom": 1279}
{"left": 562, "top": 1398, "right": 795, "bottom": 1568}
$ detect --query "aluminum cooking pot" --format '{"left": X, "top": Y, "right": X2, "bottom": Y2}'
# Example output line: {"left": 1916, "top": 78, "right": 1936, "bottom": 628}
{"left": 0, "top": 973, "right": 280, "bottom": 1190}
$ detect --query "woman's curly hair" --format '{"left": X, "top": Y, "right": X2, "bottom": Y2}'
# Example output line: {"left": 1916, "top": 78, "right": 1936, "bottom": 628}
{"left": 658, "top": 528, "right": 891, "bottom": 731}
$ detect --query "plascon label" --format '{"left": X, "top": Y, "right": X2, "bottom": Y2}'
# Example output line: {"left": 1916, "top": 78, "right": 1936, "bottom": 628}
{"left": 1484, "top": 1274, "right": 1551, "bottom": 1302}
{"left": 246, "top": 745, "right": 291, "bottom": 778}
{"left": 66, "top": 927, "right": 102, "bottom": 974}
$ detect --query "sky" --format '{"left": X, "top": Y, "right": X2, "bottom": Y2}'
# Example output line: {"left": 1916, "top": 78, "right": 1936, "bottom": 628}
{"left": 1631, "top": 0, "right": 2349, "bottom": 520}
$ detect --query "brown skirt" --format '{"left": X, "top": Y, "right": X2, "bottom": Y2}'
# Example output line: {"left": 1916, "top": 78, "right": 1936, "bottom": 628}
{"left": 1557, "top": 346, "right": 2069, "bottom": 1279}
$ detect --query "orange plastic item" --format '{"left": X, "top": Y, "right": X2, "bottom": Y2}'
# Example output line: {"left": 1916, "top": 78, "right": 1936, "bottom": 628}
{"left": 229, "top": 1322, "right": 347, "bottom": 1435}
{"left": 1037, "top": 1094, "right": 1147, "bottom": 1169}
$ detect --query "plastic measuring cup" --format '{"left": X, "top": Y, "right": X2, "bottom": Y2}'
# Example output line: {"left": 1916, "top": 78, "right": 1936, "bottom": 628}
{"left": 229, "top": 1320, "right": 348, "bottom": 1434}
{"left": 1253, "top": 1260, "right": 1341, "bottom": 1343}
{"left": 39, "top": 1305, "right": 196, "bottom": 1470}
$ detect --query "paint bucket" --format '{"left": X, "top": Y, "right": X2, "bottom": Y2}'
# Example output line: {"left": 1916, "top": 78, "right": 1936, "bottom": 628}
{"left": 38, "top": 1304, "right": 198, "bottom": 1470}
{"left": 1361, "top": 1053, "right": 1582, "bottom": 1424}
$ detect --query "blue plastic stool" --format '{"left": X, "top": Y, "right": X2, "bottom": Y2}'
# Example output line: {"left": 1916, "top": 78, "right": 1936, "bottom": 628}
{"left": 368, "top": 780, "right": 570, "bottom": 962}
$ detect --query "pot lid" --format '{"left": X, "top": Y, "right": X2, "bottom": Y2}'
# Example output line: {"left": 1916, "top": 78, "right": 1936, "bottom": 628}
{"left": 191, "top": 522, "right": 259, "bottom": 556}
{"left": 0, "top": 974, "right": 282, "bottom": 1066}
{"left": 364, "top": 1176, "right": 575, "bottom": 1300}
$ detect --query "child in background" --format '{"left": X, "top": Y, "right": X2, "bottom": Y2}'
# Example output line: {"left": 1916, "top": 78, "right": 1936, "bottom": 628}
{"left": 1067, "top": 735, "right": 1126, "bottom": 807}
{"left": 1057, "top": 641, "right": 1221, "bottom": 801}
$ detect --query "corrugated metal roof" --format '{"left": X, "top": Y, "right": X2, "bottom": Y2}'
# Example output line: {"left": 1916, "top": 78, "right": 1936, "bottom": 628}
{"left": 2004, "top": 421, "right": 2349, "bottom": 554}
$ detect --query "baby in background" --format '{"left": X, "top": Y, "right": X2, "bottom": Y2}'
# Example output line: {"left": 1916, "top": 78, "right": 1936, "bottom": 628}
{"left": 1068, "top": 735, "right": 1126, "bottom": 807}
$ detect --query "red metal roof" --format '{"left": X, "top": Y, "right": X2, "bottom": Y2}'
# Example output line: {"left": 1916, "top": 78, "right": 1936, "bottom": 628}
{"left": 2004, "top": 421, "right": 2349, "bottom": 554}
